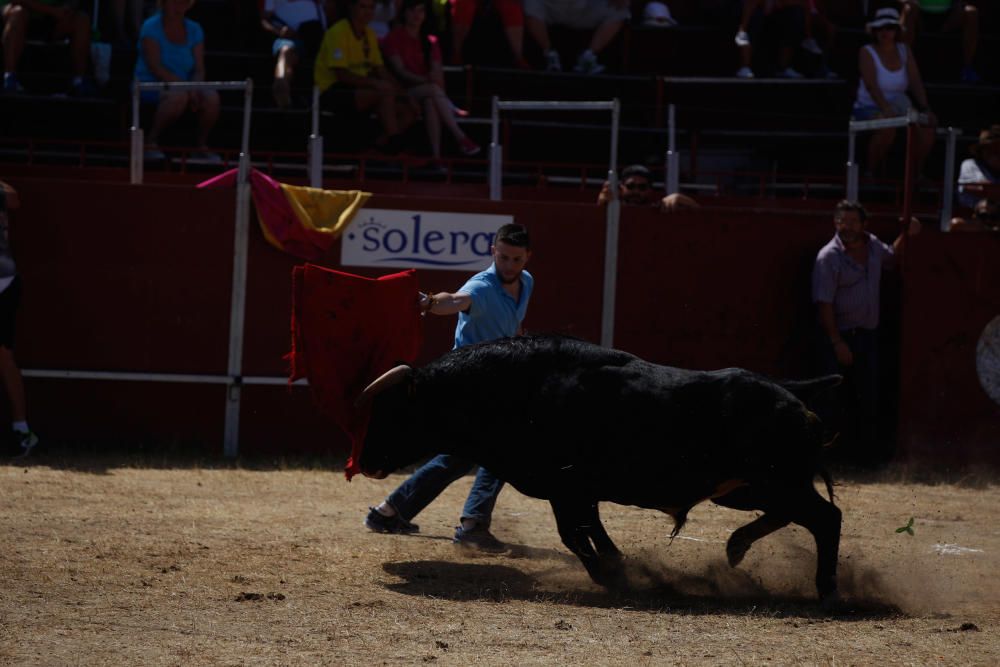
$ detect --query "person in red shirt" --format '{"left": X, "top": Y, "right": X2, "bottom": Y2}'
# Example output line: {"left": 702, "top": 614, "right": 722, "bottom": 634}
{"left": 381, "top": 0, "right": 480, "bottom": 162}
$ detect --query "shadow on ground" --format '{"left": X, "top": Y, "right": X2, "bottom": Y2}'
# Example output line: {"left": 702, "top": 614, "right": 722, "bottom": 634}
{"left": 381, "top": 559, "right": 905, "bottom": 620}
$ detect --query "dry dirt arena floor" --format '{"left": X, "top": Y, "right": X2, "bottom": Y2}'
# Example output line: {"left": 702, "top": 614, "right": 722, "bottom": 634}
{"left": 2, "top": 459, "right": 999, "bottom": 666}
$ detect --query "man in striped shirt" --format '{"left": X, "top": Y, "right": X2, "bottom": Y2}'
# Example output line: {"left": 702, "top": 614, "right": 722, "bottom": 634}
{"left": 811, "top": 200, "right": 919, "bottom": 464}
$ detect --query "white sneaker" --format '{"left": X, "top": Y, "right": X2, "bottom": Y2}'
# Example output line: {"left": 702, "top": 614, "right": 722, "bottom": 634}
{"left": 15, "top": 430, "right": 39, "bottom": 457}
{"left": 545, "top": 50, "right": 562, "bottom": 72}
{"left": 801, "top": 37, "right": 823, "bottom": 55}
{"left": 776, "top": 67, "right": 804, "bottom": 79}
{"left": 735, "top": 66, "right": 754, "bottom": 79}
{"left": 573, "top": 50, "right": 605, "bottom": 75}
{"left": 734, "top": 30, "right": 750, "bottom": 47}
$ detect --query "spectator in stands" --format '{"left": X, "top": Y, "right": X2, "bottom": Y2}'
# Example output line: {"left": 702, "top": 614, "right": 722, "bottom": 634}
{"left": 597, "top": 164, "right": 700, "bottom": 212}
{"left": 734, "top": 0, "right": 807, "bottom": 79}
{"left": 450, "top": 0, "right": 527, "bottom": 68}
{"left": 370, "top": 0, "right": 401, "bottom": 39}
{"left": 315, "top": 0, "right": 413, "bottom": 154}
{"left": 1, "top": 0, "right": 96, "bottom": 95}
{"left": 261, "top": 0, "right": 327, "bottom": 108}
{"left": 852, "top": 7, "right": 935, "bottom": 177}
{"left": 382, "top": 0, "right": 481, "bottom": 161}
{"left": 812, "top": 199, "right": 920, "bottom": 464}
{"left": 898, "top": 0, "right": 980, "bottom": 84}
{"left": 135, "top": 0, "right": 221, "bottom": 162}
{"left": 950, "top": 197, "right": 999, "bottom": 232}
{"left": 957, "top": 125, "right": 999, "bottom": 209}
{"left": 110, "top": 0, "right": 144, "bottom": 45}
{"left": 524, "top": 0, "right": 630, "bottom": 74}
{"left": 0, "top": 180, "right": 39, "bottom": 457}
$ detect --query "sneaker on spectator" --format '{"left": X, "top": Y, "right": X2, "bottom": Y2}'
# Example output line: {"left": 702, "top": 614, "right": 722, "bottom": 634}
{"left": 734, "top": 30, "right": 750, "bottom": 47}
{"left": 365, "top": 506, "right": 419, "bottom": 534}
{"left": 190, "top": 150, "right": 223, "bottom": 163}
{"left": 2, "top": 73, "right": 24, "bottom": 94}
{"left": 544, "top": 50, "right": 562, "bottom": 72}
{"left": 458, "top": 136, "right": 480, "bottom": 156}
{"left": 776, "top": 67, "right": 804, "bottom": 79}
{"left": 14, "top": 430, "right": 39, "bottom": 457}
{"left": 800, "top": 37, "right": 823, "bottom": 55}
{"left": 144, "top": 145, "right": 167, "bottom": 161}
{"left": 573, "top": 50, "right": 604, "bottom": 75}
{"left": 816, "top": 64, "right": 839, "bottom": 80}
{"left": 453, "top": 524, "right": 506, "bottom": 551}
{"left": 960, "top": 66, "right": 981, "bottom": 84}
{"left": 735, "top": 66, "right": 754, "bottom": 79}
{"left": 70, "top": 77, "right": 98, "bottom": 97}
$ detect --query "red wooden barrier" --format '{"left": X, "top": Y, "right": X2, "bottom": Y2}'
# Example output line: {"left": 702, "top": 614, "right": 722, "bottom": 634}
{"left": 4, "top": 176, "right": 996, "bottom": 465}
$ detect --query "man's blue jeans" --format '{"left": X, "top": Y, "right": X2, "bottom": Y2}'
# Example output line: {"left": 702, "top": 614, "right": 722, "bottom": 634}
{"left": 385, "top": 454, "right": 504, "bottom": 528}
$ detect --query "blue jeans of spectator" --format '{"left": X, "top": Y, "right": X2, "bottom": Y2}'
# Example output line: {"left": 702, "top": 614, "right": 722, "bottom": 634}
{"left": 386, "top": 454, "right": 505, "bottom": 528}
{"left": 819, "top": 327, "right": 880, "bottom": 459}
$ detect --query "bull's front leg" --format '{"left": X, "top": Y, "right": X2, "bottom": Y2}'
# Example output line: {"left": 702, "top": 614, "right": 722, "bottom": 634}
{"left": 549, "top": 498, "right": 627, "bottom": 590}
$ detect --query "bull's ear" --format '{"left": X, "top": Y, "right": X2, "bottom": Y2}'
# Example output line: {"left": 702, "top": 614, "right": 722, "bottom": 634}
{"left": 356, "top": 365, "right": 413, "bottom": 407}
{"left": 780, "top": 374, "right": 842, "bottom": 406}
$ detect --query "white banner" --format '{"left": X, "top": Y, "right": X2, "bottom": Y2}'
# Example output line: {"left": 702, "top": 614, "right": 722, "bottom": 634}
{"left": 340, "top": 209, "right": 513, "bottom": 270}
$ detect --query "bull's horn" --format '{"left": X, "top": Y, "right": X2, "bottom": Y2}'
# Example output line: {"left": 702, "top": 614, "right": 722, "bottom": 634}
{"left": 356, "top": 365, "right": 413, "bottom": 407}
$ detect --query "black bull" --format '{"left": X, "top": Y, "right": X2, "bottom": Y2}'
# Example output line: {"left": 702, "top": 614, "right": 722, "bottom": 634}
{"left": 357, "top": 336, "right": 843, "bottom": 600}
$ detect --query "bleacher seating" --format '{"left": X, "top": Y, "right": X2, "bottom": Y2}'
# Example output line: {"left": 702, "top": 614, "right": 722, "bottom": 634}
{"left": 1, "top": 0, "right": 998, "bottom": 206}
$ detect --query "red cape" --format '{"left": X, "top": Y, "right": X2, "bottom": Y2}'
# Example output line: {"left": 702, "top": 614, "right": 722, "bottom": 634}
{"left": 289, "top": 265, "right": 422, "bottom": 477}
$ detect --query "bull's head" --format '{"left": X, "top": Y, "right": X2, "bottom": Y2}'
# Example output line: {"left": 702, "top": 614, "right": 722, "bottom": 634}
{"left": 355, "top": 365, "right": 425, "bottom": 479}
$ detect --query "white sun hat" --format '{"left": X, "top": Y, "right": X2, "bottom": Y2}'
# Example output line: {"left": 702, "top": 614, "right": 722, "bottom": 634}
{"left": 642, "top": 1, "right": 678, "bottom": 28}
{"left": 867, "top": 7, "right": 901, "bottom": 30}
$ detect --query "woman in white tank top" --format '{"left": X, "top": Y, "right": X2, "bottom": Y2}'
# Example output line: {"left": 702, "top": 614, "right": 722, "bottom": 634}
{"left": 853, "top": 7, "right": 936, "bottom": 176}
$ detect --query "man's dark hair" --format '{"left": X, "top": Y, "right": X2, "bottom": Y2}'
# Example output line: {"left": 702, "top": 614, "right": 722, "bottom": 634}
{"left": 834, "top": 199, "right": 868, "bottom": 223}
{"left": 495, "top": 223, "right": 530, "bottom": 249}
{"left": 621, "top": 164, "right": 651, "bottom": 181}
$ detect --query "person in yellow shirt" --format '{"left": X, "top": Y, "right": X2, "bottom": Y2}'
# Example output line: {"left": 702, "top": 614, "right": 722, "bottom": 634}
{"left": 314, "top": 0, "right": 412, "bottom": 153}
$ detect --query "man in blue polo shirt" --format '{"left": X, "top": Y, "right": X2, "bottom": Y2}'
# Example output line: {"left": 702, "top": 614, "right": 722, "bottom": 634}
{"left": 365, "top": 223, "right": 533, "bottom": 550}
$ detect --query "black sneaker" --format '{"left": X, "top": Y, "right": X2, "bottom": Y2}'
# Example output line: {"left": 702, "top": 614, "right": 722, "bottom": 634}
{"left": 453, "top": 524, "right": 506, "bottom": 552}
{"left": 364, "top": 507, "right": 419, "bottom": 534}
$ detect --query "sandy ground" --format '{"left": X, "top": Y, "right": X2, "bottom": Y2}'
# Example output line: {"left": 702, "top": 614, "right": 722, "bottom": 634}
{"left": 1, "top": 458, "right": 998, "bottom": 666}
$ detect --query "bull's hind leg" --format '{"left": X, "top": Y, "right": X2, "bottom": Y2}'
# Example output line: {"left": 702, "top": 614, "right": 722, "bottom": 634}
{"left": 726, "top": 514, "right": 790, "bottom": 567}
{"left": 549, "top": 498, "right": 626, "bottom": 589}
{"left": 790, "top": 486, "right": 842, "bottom": 601}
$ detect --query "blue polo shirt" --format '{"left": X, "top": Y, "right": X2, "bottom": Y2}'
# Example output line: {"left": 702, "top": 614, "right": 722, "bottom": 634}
{"left": 454, "top": 263, "right": 533, "bottom": 349}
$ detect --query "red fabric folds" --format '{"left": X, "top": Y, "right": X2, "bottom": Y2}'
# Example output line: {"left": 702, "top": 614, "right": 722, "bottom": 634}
{"left": 289, "top": 265, "right": 422, "bottom": 478}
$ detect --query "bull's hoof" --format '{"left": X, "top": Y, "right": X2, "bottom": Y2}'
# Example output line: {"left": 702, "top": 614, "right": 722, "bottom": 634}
{"left": 590, "top": 557, "right": 629, "bottom": 591}
{"left": 818, "top": 588, "right": 841, "bottom": 610}
{"left": 726, "top": 536, "right": 750, "bottom": 567}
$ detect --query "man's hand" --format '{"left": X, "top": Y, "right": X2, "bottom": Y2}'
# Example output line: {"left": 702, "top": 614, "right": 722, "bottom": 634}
{"left": 907, "top": 216, "right": 922, "bottom": 236}
{"left": 833, "top": 340, "right": 853, "bottom": 367}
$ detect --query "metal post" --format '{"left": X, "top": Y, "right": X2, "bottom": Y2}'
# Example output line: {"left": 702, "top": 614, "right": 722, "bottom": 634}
{"left": 609, "top": 98, "right": 620, "bottom": 181}
{"left": 601, "top": 169, "right": 620, "bottom": 348}
{"left": 489, "top": 96, "right": 501, "bottom": 201}
{"left": 666, "top": 103, "right": 679, "bottom": 195}
{"left": 130, "top": 82, "right": 143, "bottom": 184}
{"left": 223, "top": 79, "right": 254, "bottom": 458}
{"left": 940, "top": 127, "right": 960, "bottom": 231}
{"left": 902, "top": 121, "right": 916, "bottom": 229}
{"left": 846, "top": 128, "right": 858, "bottom": 201}
{"left": 308, "top": 86, "right": 324, "bottom": 188}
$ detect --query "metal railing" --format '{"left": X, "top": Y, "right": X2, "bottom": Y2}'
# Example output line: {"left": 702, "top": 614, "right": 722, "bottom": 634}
{"left": 487, "top": 98, "right": 621, "bottom": 347}
{"left": 846, "top": 108, "right": 961, "bottom": 229}
{"left": 129, "top": 79, "right": 254, "bottom": 457}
